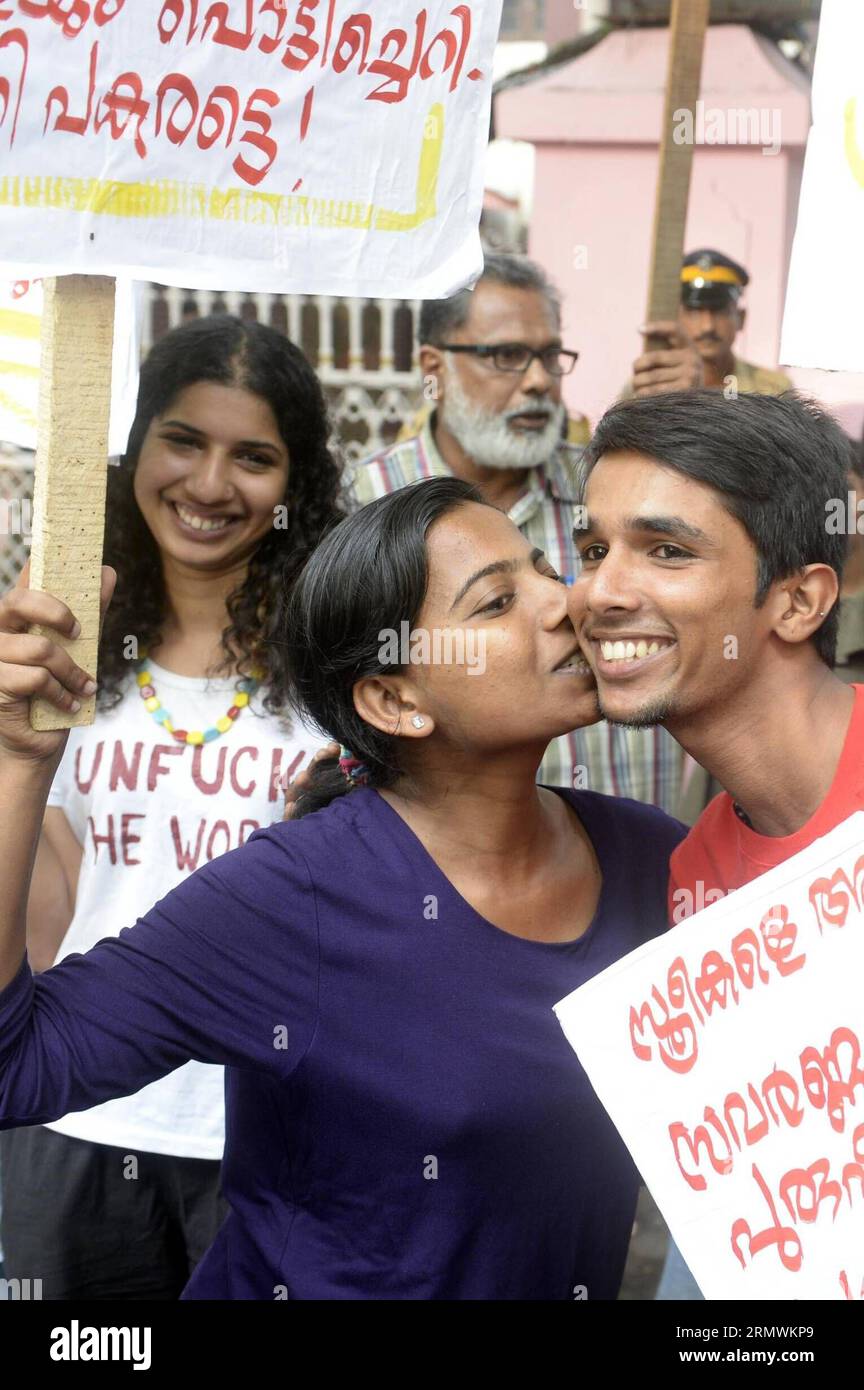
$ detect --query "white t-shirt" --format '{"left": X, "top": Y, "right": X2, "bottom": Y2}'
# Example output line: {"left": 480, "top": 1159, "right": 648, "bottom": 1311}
{"left": 44, "top": 660, "right": 325, "bottom": 1159}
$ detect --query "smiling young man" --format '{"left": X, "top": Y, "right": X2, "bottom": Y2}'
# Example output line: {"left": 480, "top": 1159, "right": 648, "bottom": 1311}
{"left": 569, "top": 388, "right": 860, "bottom": 913}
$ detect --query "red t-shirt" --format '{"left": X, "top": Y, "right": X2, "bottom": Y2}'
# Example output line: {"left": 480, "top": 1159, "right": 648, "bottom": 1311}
{"left": 669, "top": 683, "right": 864, "bottom": 923}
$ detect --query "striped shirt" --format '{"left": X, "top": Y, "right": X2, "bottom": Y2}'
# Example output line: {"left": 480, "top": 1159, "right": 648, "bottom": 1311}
{"left": 348, "top": 413, "right": 684, "bottom": 812}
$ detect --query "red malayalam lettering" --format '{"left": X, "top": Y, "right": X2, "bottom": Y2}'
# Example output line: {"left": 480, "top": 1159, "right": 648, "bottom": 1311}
{"left": 731, "top": 1126, "right": 864, "bottom": 1275}
{"left": 670, "top": 1112, "right": 732, "bottom": 1192}
{"left": 809, "top": 860, "right": 864, "bottom": 934}
{"left": 0, "top": 26, "right": 28, "bottom": 149}
{"left": 668, "top": 1025, "right": 863, "bottom": 1189}
{"left": 19, "top": 1, "right": 485, "bottom": 175}
{"left": 729, "top": 926, "right": 770, "bottom": 989}
{"left": 419, "top": 4, "right": 472, "bottom": 93}
{"left": 693, "top": 949, "right": 738, "bottom": 1016}
{"left": 232, "top": 86, "right": 278, "bottom": 185}
{"left": 282, "top": 0, "right": 329, "bottom": 71}
{"left": 367, "top": 11, "right": 426, "bottom": 105}
{"left": 93, "top": 69, "right": 149, "bottom": 159}
{"left": 629, "top": 958, "right": 702, "bottom": 1075}
{"left": 332, "top": 11, "right": 371, "bottom": 74}
{"left": 202, "top": 0, "right": 255, "bottom": 51}
{"left": 257, "top": 0, "right": 286, "bottom": 55}
{"left": 30, "top": 31, "right": 283, "bottom": 188}
{"left": 20, "top": 0, "right": 125, "bottom": 39}
{"left": 157, "top": 0, "right": 199, "bottom": 45}
{"left": 155, "top": 70, "right": 199, "bottom": 144}
{"left": 800, "top": 1026, "right": 864, "bottom": 1133}
{"left": 631, "top": 906, "right": 807, "bottom": 1072}
{"left": 731, "top": 1162, "right": 803, "bottom": 1274}
{"left": 197, "top": 83, "right": 240, "bottom": 149}
{"left": 761, "top": 1066, "right": 805, "bottom": 1131}
{"left": 758, "top": 903, "right": 807, "bottom": 977}
{"left": 780, "top": 1157, "right": 842, "bottom": 1225}
{"left": 43, "top": 37, "right": 97, "bottom": 136}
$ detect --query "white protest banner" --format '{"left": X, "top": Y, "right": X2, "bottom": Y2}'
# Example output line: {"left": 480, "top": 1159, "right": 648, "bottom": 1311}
{"left": 554, "top": 812, "right": 864, "bottom": 1301}
{"left": 0, "top": 1, "right": 502, "bottom": 298}
{"left": 781, "top": 0, "right": 864, "bottom": 371}
{"left": 0, "top": 275, "right": 143, "bottom": 454}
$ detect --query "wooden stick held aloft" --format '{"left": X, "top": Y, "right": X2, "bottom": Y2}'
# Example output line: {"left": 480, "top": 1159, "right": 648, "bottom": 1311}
{"left": 29, "top": 275, "right": 114, "bottom": 732}
{"left": 644, "top": 0, "right": 710, "bottom": 349}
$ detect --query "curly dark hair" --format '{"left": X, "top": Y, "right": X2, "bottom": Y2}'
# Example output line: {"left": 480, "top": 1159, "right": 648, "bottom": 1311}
{"left": 98, "top": 314, "right": 345, "bottom": 715}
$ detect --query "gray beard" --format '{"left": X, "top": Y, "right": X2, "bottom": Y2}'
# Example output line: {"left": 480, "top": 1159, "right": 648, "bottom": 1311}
{"left": 441, "top": 365, "right": 567, "bottom": 471}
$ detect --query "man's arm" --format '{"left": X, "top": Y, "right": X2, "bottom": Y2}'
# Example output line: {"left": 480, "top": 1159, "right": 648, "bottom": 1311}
{"left": 630, "top": 320, "right": 703, "bottom": 397}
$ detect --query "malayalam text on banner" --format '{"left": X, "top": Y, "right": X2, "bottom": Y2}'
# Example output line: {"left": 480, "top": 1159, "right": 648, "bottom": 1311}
{"left": 0, "top": 1, "right": 503, "bottom": 297}
{"left": 555, "top": 813, "right": 864, "bottom": 1301}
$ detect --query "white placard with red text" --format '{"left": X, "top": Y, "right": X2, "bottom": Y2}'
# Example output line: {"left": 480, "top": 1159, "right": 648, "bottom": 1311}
{"left": 0, "top": 0, "right": 502, "bottom": 297}
{"left": 781, "top": 0, "right": 864, "bottom": 370}
{"left": 555, "top": 812, "right": 864, "bottom": 1301}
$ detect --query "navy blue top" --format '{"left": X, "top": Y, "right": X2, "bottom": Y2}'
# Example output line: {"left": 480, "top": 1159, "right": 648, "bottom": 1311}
{"left": 0, "top": 787, "right": 685, "bottom": 1300}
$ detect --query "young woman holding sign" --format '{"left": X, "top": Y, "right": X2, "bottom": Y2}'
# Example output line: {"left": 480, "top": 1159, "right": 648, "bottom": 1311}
{"left": 0, "top": 476, "right": 685, "bottom": 1300}
{"left": 0, "top": 314, "right": 341, "bottom": 1299}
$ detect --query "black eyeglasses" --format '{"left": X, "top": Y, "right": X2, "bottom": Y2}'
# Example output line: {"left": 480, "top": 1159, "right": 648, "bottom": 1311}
{"left": 440, "top": 343, "right": 580, "bottom": 376}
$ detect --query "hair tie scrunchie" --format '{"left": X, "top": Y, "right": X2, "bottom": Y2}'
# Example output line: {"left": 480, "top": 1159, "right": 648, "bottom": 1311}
{"left": 338, "top": 745, "right": 370, "bottom": 788}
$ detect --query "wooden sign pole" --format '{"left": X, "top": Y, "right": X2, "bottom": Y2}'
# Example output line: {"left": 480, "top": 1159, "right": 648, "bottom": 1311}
{"left": 644, "top": 0, "right": 711, "bottom": 348}
{"left": 28, "top": 275, "right": 114, "bottom": 732}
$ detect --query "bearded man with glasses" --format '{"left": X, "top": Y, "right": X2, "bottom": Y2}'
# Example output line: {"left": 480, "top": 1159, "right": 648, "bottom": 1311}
{"left": 350, "top": 253, "right": 693, "bottom": 811}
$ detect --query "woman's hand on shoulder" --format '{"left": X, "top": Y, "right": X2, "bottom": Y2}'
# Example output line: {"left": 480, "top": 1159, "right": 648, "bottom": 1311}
{"left": 0, "top": 560, "right": 116, "bottom": 765}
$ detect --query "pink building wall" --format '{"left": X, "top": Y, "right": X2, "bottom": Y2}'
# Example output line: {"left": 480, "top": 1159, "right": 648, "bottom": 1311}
{"left": 544, "top": 2, "right": 588, "bottom": 47}
{"left": 495, "top": 23, "right": 818, "bottom": 426}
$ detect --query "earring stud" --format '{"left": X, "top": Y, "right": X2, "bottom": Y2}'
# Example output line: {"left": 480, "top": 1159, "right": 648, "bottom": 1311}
{"left": 411, "top": 715, "right": 425, "bottom": 729}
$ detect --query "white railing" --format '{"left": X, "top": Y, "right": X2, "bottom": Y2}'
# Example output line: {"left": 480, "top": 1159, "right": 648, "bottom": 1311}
{"left": 144, "top": 284, "right": 426, "bottom": 461}
{"left": 0, "top": 450, "right": 33, "bottom": 590}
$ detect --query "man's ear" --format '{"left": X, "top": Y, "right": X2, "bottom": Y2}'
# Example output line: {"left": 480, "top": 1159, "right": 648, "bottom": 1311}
{"left": 736, "top": 306, "right": 747, "bottom": 333}
{"left": 772, "top": 564, "right": 839, "bottom": 646}
{"left": 419, "top": 345, "right": 445, "bottom": 407}
{"left": 352, "top": 675, "right": 434, "bottom": 741}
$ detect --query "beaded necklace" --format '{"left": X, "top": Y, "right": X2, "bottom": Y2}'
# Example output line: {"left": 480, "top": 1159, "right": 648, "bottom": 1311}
{"left": 136, "top": 653, "right": 264, "bottom": 747}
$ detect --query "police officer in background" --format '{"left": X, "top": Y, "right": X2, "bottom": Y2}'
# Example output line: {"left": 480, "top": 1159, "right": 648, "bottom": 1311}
{"left": 677, "top": 248, "right": 793, "bottom": 395}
